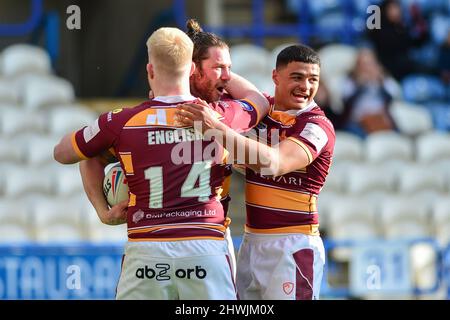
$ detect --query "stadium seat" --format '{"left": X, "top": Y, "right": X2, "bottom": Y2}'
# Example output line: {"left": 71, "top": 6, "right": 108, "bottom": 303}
{"left": 415, "top": 131, "right": 450, "bottom": 163}
{"left": 0, "top": 199, "right": 32, "bottom": 243}
{"left": 0, "top": 224, "right": 33, "bottom": 243}
{"left": 430, "top": 15, "right": 450, "bottom": 44}
{"left": 365, "top": 131, "right": 414, "bottom": 163}
{"left": 47, "top": 104, "right": 98, "bottom": 135}
{"left": 321, "top": 162, "right": 347, "bottom": 193}
{"left": 52, "top": 163, "right": 84, "bottom": 197}
{"left": 21, "top": 74, "right": 75, "bottom": 111}
{"left": 0, "top": 199, "right": 30, "bottom": 226}
{"left": 433, "top": 159, "right": 450, "bottom": 192}
{"left": 379, "top": 196, "right": 431, "bottom": 238}
{"left": 317, "top": 190, "right": 340, "bottom": 232}
{"left": 0, "top": 44, "right": 51, "bottom": 77}
{"left": 396, "top": 163, "right": 446, "bottom": 194}
{"left": 389, "top": 101, "right": 433, "bottom": 136}
{"left": 31, "top": 197, "right": 85, "bottom": 243}
{"left": 327, "top": 197, "right": 380, "bottom": 240}
{"left": 22, "top": 134, "right": 61, "bottom": 166}
{"left": 0, "top": 78, "right": 19, "bottom": 104}
{"left": 2, "top": 165, "right": 53, "bottom": 197}
{"left": 69, "top": 194, "right": 128, "bottom": 242}
{"left": 0, "top": 136, "right": 24, "bottom": 164}
{"left": 230, "top": 44, "right": 271, "bottom": 77}
{"left": 426, "top": 103, "right": 450, "bottom": 132}
{"left": 269, "top": 43, "right": 297, "bottom": 68}
{"left": 402, "top": 74, "right": 446, "bottom": 104}
{"left": 318, "top": 44, "right": 357, "bottom": 80}
{"left": 0, "top": 107, "right": 46, "bottom": 137}
{"left": 346, "top": 164, "right": 396, "bottom": 194}
{"left": 333, "top": 131, "right": 364, "bottom": 162}
{"left": 326, "top": 196, "right": 380, "bottom": 261}
{"left": 241, "top": 72, "right": 274, "bottom": 96}
{"left": 431, "top": 198, "right": 450, "bottom": 246}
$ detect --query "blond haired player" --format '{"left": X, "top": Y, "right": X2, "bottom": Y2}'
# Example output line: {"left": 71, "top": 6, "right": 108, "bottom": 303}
{"left": 177, "top": 44, "right": 335, "bottom": 300}
{"left": 54, "top": 27, "right": 268, "bottom": 300}
{"left": 79, "top": 19, "right": 269, "bottom": 282}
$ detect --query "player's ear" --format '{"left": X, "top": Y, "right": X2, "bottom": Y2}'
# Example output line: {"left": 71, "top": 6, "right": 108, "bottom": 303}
{"left": 272, "top": 69, "right": 279, "bottom": 85}
{"left": 189, "top": 61, "right": 196, "bottom": 76}
{"left": 147, "top": 63, "right": 154, "bottom": 79}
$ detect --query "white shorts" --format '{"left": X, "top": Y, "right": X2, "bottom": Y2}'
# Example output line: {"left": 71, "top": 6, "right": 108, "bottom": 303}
{"left": 236, "top": 232, "right": 325, "bottom": 300}
{"left": 116, "top": 239, "right": 237, "bottom": 300}
{"left": 225, "top": 227, "right": 236, "bottom": 280}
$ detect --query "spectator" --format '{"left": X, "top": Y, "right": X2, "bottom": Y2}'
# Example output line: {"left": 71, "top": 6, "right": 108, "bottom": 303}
{"left": 338, "top": 48, "right": 399, "bottom": 138}
{"left": 367, "top": 0, "right": 429, "bottom": 80}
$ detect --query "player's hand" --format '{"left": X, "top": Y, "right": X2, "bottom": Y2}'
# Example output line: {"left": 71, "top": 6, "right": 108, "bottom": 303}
{"left": 104, "top": 200, "right": 128, "bottom": 225}
{"left": 175, "top": 99, "right": 222, "bottom": 133}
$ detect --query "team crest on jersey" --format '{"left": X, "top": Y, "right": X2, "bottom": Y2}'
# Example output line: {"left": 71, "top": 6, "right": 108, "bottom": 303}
{"left": 238, "top": 101, "right": 254, "bottom": 112}
{"left": 283, "top": 282, "right": 294, "bottom": 295}
{"left": 132, "top": 210, "right": 145, "bottom": 224}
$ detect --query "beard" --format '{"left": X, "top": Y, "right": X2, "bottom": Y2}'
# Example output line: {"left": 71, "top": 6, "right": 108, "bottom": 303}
{"left": 190, "top": 72, "right": 224, "bottom": 103}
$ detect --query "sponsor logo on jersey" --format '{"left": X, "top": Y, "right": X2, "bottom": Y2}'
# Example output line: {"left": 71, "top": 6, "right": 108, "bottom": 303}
{"left": 283, "top": 282, "right": 294, "bottom": 295}
{"left": 135, "top": 264, "right": 207, "bottom": 281}
{"left": 83, "top": 119, "right": 100, "bottom": 143}
{"left": 132, "top": 209, "right": 145, "bottom": 223}
{"left": 299, "top": 122, "right": 328, "bottom": 153}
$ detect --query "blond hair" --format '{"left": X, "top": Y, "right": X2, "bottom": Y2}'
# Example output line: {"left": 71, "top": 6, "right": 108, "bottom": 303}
{"left": 146, "top": 27, "right": 194, "bottom": 77}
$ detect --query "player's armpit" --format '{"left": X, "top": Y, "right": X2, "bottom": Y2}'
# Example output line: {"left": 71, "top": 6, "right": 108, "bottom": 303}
{"left": 97, "top": 148, "right": 118, "bottom": 166}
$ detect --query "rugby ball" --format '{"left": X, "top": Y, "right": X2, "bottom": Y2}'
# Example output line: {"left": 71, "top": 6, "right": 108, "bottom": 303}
{"left": 103, "top": 163, "right": 129, "bottom": 207}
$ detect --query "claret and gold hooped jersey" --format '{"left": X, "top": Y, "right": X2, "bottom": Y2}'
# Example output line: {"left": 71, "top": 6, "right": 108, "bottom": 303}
{"left": 72, "top": 95, "right": 259, "bottom": 241}
{"left": 245, "top": 96, "right": 335, "bottom": 236}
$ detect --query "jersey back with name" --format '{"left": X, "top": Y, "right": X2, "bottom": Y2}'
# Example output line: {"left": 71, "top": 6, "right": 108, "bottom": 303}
{"left": 72, "top": 96, "right": 258, "bottom": 241}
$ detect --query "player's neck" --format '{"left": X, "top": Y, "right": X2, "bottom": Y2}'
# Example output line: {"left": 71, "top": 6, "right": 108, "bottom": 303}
{"left": 151, "top": 81, "right": 191, "bottom": 98}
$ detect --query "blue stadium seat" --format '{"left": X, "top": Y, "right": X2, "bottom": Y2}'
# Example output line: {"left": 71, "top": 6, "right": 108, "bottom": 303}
{"left": 402, "top": 74, "right": 447, "bottom": 103}
{"left": 401, "top": 0, "right": 447, "bottom": 14}
{"left": 430, "top": 14, "right": 450, "bottom": 45}
{"left": 427, "top": 102, "right": 450, "bottom": 131}
{"left": 410, "top": 43, "right": 440, "bottom": 70}
{"left": 308, "top": 0, "right": 343, "bottom": 18}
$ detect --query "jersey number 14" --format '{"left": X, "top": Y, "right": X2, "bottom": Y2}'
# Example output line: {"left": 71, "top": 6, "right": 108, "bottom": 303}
{"left": 144, "top": 161, "right": 212, "bottom": 208}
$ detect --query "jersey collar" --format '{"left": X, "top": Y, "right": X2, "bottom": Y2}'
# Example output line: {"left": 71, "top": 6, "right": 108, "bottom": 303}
{"left": 153, "top": 95, "right": 196, "bottom": 103}
{"left": 272, "top": 100, "right": 317, "bottom": 116}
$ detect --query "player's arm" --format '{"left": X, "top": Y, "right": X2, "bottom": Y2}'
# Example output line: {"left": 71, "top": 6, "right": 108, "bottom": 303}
{"left": 226, "top": 72, "right": 269, "bottom": 122}
{"left": 176, "top": 102, "right": 310, "bottom": 176}
{"left": 79, "top": 158, "right": 127, "bottom": 225}
{"left": 54, "top": 133, "right": 85, "bottom": 164}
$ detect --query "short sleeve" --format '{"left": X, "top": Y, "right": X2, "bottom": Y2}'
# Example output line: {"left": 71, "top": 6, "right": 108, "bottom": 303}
{"left": 211, "top": 99, "right": 259, "bottom": 133}
{"left": 72, "top": 109, "right": 127, "bottom": 159}
{"left": 286, "top": 118, "right": 334, "bottom": 165}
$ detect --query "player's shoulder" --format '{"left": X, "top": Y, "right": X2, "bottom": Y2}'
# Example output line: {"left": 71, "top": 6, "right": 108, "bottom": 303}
{"left": 298, "top": 105, "right": 335, "bottom": 134}
{"left": 212, "top": 97, "right": 255, "bottom": 115}
{"left": 103, "top": 101, "right": 150, "bottom": 122}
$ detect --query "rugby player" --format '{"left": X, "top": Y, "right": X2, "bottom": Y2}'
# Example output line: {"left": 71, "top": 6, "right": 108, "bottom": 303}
{"left": 176, "top": 44, "right": 335, "bottom": 300}
{"left": 54, "top": 27, "right": 268, "bottom": 299}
